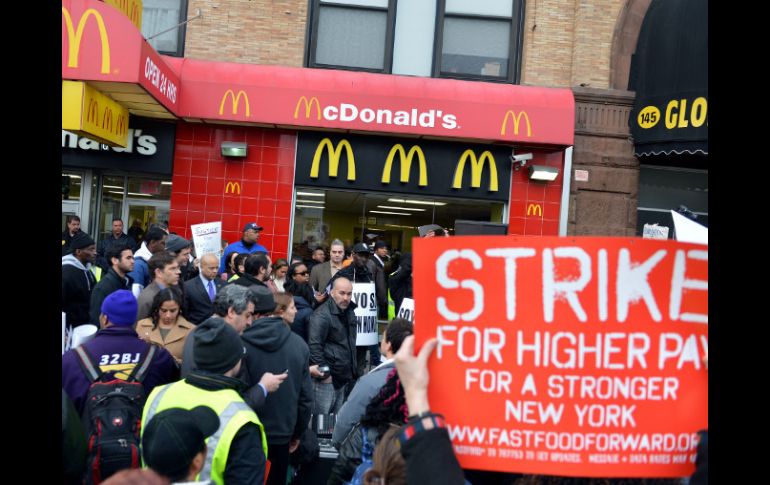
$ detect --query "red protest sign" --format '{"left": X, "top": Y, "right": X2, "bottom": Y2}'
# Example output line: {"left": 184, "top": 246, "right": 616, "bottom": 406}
{"left": 413, "top": 236, "right": 707, "bottom": 478}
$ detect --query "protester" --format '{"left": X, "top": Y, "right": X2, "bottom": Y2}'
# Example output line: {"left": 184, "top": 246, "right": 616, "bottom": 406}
{"left": 127, "top": 227, "right": 169, "bottom": 288}
{"left": 137, "top": 252, "right": 181, "bottom": 321}
{"left": 329, "top": 369, "right": 407, "bottom": 485}
{"left": 268, "top": 258, "right": 289, "bottom": 293}
{"left": 62, "top": 290, "right": 178, "bottom": 414}
{"left": 333, "top": 318, "right": 413, "bottom": 448}
{"left": 220, "top": 222, "right": 269, "bottom": 274}
{"left": 227, "top": 253, "right": 249, "bottom": 283}
{"left": 362, "top": 427, "right": 406, "bottom": 485}
{"left": 309, "top": 239, "right": 345, "bottom": 296}
{"left": 96, "top": 218, "right": 136, "bottom": 270}
{"left": 89, "top": 242, "right": 134, "bottom": 325}
{"left": 223, "top": 251, "right": 240, "bottom": 281}
{"left": 62, "top": 214, "right": 81, "bottom": 256}
{"left": 240, "top": 290, "right": 313, "bottom": 485}
{"left": 136, "top": 286, "right": 196, "bottom": 364}
{"left": 142, "top": 406, "right": 219, "bottom": 484}
{"left": 308, "top": 276, "right": 358, "bottom": 415}
{"left": 183, "top": 253, "right": 224, "bottom": 324}
{"left": 62, "top": 231, "right": 97, "bottom": 328}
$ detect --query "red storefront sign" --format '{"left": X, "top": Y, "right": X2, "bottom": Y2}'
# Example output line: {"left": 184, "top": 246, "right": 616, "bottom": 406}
{"left": 413, "top": 236, "right": 708, "bottom": 477}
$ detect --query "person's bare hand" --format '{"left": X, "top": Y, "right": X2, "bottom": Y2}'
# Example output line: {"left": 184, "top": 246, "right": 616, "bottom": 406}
{"left": 259, "top": 371, "right": 288, "bottom": 393}
{"left": 289, "top": 438, "right": 300, "bottom": 453}
{"left": 394, "top": 335, "right": 437, "bottom": 415}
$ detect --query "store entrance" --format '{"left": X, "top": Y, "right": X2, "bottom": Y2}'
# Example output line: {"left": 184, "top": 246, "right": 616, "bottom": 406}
{"left": 291, "top": 188, "right": 505, "bottom": 259}
{"left": 124, "top": 199, "right": 170, "bottom": 245}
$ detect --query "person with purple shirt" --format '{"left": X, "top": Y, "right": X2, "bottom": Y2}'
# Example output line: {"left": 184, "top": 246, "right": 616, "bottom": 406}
{"left": 62, "top": 290, "right": 179, "bottom": 414}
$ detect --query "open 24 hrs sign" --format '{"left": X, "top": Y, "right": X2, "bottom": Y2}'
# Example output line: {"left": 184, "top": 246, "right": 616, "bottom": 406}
{"left": 412, "top": 236, "right": 707, "bottom": 478}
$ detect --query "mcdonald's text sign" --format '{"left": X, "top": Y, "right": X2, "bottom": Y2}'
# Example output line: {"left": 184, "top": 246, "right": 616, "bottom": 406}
{"left": 62, "top": 80, "right": 129, "bottom": 147}
{"left": 296, "top": 133, "right": 512, "bottom": 201}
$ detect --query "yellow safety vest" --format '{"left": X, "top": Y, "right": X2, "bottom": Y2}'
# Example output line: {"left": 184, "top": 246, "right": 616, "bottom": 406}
{"left": 142, "top": 380, "right": 267, "bottom": 485}
{"left": 90, "top": 265, "right": 102, "bottom": 283}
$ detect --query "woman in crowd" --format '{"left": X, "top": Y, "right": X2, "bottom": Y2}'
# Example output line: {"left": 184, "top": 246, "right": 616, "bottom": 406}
{"left": 283, "top": 263, "right": 318, "bottom": 341}
{"left": 268, "top": 258, "right": 289, "bottom": 293}
{"left": 227, "top": 253, "right": 249, "bottom": 283}
{"left": 328, "top": 369, "right": 408, "bottom": 485}
{"left": 274, "top": 292, "right": 312, "bottom": 341}
{"left": 136, "top": 286, "right": 195, "bottom": 364}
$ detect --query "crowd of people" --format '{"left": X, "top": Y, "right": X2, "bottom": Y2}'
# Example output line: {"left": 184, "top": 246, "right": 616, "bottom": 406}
{"left": 61, "top": 218, "right": 706, "bottom": 485}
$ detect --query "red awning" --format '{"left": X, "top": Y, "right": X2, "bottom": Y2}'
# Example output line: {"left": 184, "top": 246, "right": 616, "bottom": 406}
{"left": 62, "top": 0, "right": 574, "bottom": 146}
{"left": 62, "top": 0, "right": 179, "bottom": 118}
{"left": 169, "top": 58, "right": 574, "bottom": 146}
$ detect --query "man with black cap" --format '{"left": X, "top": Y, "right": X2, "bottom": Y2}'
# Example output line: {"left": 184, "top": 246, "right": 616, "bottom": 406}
{"left": 142, "top": 406, "right": 220, "bottom": 483}
{"left": 219, "top": 222, "right": 269, "bottom": 274}
{"left": 62, "top": 290, "right": 178, "bottom": 414}
{"left": 142, "top": 317, "right": 269, "bottom": 485}
{"left": 62, "top": 231, "right": 98, "bottom": 328}
{"left": 166, "top": 234, "right": 196, "bottom": 282}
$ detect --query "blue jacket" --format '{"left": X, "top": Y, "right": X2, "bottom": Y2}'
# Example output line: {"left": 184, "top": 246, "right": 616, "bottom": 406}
{"left": 219, "top": 240, "right": 269, "bottom": 273}
{"left": 62, "top": 326, "right": 179, "bottom": 414}
{"left": 127, "top": 256, "right": 150, "bottom": 288}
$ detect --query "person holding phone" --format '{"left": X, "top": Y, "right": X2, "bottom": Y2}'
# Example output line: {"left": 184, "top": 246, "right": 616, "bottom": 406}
{"left": 240, "top": 288, "right": 313, "bottom": 485}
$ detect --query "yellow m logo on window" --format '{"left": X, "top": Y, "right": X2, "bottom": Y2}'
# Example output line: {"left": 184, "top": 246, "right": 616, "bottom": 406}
{"left": 310, "top": 139, "right": 355, "bottom": 181}
{"left": 452, "top": 150, "right": 498, "bottom": 192}
{"left": 382, "top": 144, "right": 427, "bottom": 187}
{"left": 526, "top": 204, "right": 543, "bottom": 217}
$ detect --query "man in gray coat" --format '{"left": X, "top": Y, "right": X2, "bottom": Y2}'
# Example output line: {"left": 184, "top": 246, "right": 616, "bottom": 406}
{"left": 331, "top": 318, "right": 413, "bottom": 448}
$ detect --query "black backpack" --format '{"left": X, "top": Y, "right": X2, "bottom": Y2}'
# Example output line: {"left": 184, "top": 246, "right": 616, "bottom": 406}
{"left": 74, "top": 344, "right": 157, "bottom": 484}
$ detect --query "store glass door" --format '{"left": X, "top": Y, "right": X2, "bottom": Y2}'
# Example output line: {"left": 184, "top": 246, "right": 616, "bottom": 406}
{"left": 124, "top": 199, "right": 170, "bottom": 245}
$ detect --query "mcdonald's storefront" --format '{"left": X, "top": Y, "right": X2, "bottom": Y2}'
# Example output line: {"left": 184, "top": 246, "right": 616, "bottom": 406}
{"left": 62, "top": 0, "right": 575, "bottom": 259}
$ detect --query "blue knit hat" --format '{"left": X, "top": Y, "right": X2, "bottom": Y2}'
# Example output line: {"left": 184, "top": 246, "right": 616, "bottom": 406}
{"left": 101, "top": 290, "right": 138, "bottom": 326}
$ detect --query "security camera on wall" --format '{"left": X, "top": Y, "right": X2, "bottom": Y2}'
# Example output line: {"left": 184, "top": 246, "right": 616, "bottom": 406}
{"left": 510, "top": 151, "right": 533, "bottom": 166}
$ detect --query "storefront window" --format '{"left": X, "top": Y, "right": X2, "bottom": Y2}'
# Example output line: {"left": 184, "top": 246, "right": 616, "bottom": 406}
{"left": 62, "top": 170, "right": 84, "bottom": 231}
{"left": 98, "top": 175, "right": 126, "bottom": 240}
{"left": 636, "top": 165, "right": 708, "bottom": 237}
{"left": 292, "top": 188, "right": 503, "bottom": 258}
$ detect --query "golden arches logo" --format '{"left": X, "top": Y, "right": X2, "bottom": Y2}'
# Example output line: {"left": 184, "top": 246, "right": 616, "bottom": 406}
{"left": 311, "top": 139, "right": 355, "bottom": 181}
{"left": 86, "top": 99, "right": 99, "bottom": 124}
{"left": 219, "top": 90, "right": 251, "bottom": 117}
{"left": 225, "top": 182, "right": 241, "bottom": 194}
{"left": 116, "top": 114, "right": 128, "bottom": 138}
{"left": 527, "top": 204, "right": 543, "bottom": 217}
{"left": 102, "top": 107, "right": 113, "bottom": 132}
{"left": 452, "top": 150, "right": 498, "bottom": 192}
{"left": 500, "top": 110, "right": 532, "bottom": 137}
{"left": 294, "top": 96, "right": 321, "bottom": 120}
{"left": 382, "top": 144, "right": 427, "bottom": 187}
{"left": 62, "top": 7, "right": 111, "bottom": 74}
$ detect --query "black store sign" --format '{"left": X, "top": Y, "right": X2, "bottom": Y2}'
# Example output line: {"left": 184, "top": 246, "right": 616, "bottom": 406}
{"left": 62, "top": 117, "right": 176, "bottom": 175}
{"left": 296, "top": 132, "right": 512, "bottom": 201}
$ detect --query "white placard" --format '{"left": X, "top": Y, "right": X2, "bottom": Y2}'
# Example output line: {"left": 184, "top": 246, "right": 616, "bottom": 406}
{"left": 396, "top": 297, "right": 415, "bottom": 323}
{"left": 191, "top": 221, "right": 223, "bottom": 259}
{"left": 642, "top": 223, "right": 670, "bottom": 240}
{"left": 70, "top": 325, "right": 98, "bottom": 349}
{"left": 353, "top": 282, "right": 378, "bottom": 346}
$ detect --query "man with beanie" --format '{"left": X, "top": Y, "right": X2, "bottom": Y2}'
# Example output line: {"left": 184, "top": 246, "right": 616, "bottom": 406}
{"left": 219, "top": 222, "right": 269, "bottom": 274}
{"left": 241, "top": 287, "right": 313, "bottom": 485}
{"left": 142, "top": 317, "right": 268, "bottom": 485}
{"left": 62, "top": 290, "right": 178, "bottom": 414}
{"left": 142, "top": 406, "right": 219, "bottom": 483}
{"left": 166, "top": 234, "right": 197, "bottom": 281}
{"left": 62, "top": 231, "right": 98, "bottom": 328}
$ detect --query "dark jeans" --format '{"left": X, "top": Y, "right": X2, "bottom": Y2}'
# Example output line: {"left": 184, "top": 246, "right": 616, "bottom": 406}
{"left": 267, "top": 442, "right": 290, "bottom": 485}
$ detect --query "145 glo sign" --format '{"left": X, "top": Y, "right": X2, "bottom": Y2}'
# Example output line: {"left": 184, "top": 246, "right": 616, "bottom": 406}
{"left": 413, "top": 236, "right": 707, "bottom": 478}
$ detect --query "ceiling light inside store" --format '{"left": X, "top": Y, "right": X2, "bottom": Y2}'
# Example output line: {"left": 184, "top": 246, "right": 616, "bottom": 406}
{"left": 385, "top": 224, "right": 416, "bottom": 229}
{"left": 296, "top": 205, "right": 325, "bottom": 209}
{"left": 103, "top": 185, "right": 124, "bottom": 190}
{"left": 370, "top": 210, "right": 411, "bottom": 216}
{"left": 377, "top": 205, "right": 426, "bottom": 211}
{"left": 296, "top": 191, "right": 325, "bottom": 197}
{"left": 127, "top": 192, "right": 153, "bottom": 197}
{"left": 295, "top": 199, "right": 325, "bottom": 205}
{"left": 388, "top": 198, "right": 446, "bottom": 206}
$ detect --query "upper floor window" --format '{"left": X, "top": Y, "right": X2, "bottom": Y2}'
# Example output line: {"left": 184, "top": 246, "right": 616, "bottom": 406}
{"left": 308, "top": 0, "right": 396, "bottom": 73}
{"left": 142, "top": 0, "right": 189, "bottom": 57}
{"left": 434, "top": 0, "right": 524, "bottom": 82}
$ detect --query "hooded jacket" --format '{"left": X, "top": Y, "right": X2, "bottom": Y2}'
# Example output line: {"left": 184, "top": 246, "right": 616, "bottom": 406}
{"left": 240, "top": 316, "right": 313, "bottom": 445}
{"left": 62, "top": 254, "right": 96, "bottom": 327}
{"left": 127, "top": 242, "right": 153, "bottom": 288}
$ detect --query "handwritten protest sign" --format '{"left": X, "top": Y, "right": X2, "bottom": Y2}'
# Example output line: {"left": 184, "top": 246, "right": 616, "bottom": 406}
{"left": 191, "top": 221, "right": 222, "bottom": 259}
{"left": 413, "top": 236, "right": 708, "bottom": 477}
{"left": 353, "top": 282, "right": 378, "bottom": 346}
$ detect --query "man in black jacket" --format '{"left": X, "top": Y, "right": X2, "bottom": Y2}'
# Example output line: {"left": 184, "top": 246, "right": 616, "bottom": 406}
{"left": 241, "top": 290, "right": 313, "bottom": 485}
{"left": 308, "top": 276, "right": 358, "bottom": 415}
{"left": 61, "top": 232, "right": 97, "bottom": 327}
{"left": 89, "top": 243, "right": 134, "bottom": 325}
{"left": 96, "top": 218, "right": 136, "bottom": 270}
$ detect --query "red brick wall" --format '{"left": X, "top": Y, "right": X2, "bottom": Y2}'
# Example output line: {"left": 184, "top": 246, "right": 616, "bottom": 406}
{"left": 169, "top": 124, "right": 296, "bottom": 260}
{"left": 507, "top": 150, "right": 564, "bottom": 236}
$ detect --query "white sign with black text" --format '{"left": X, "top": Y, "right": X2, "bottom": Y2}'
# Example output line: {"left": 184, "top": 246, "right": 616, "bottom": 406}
{"left": 353, "top": 282, "right": 378, "bottom": 346}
